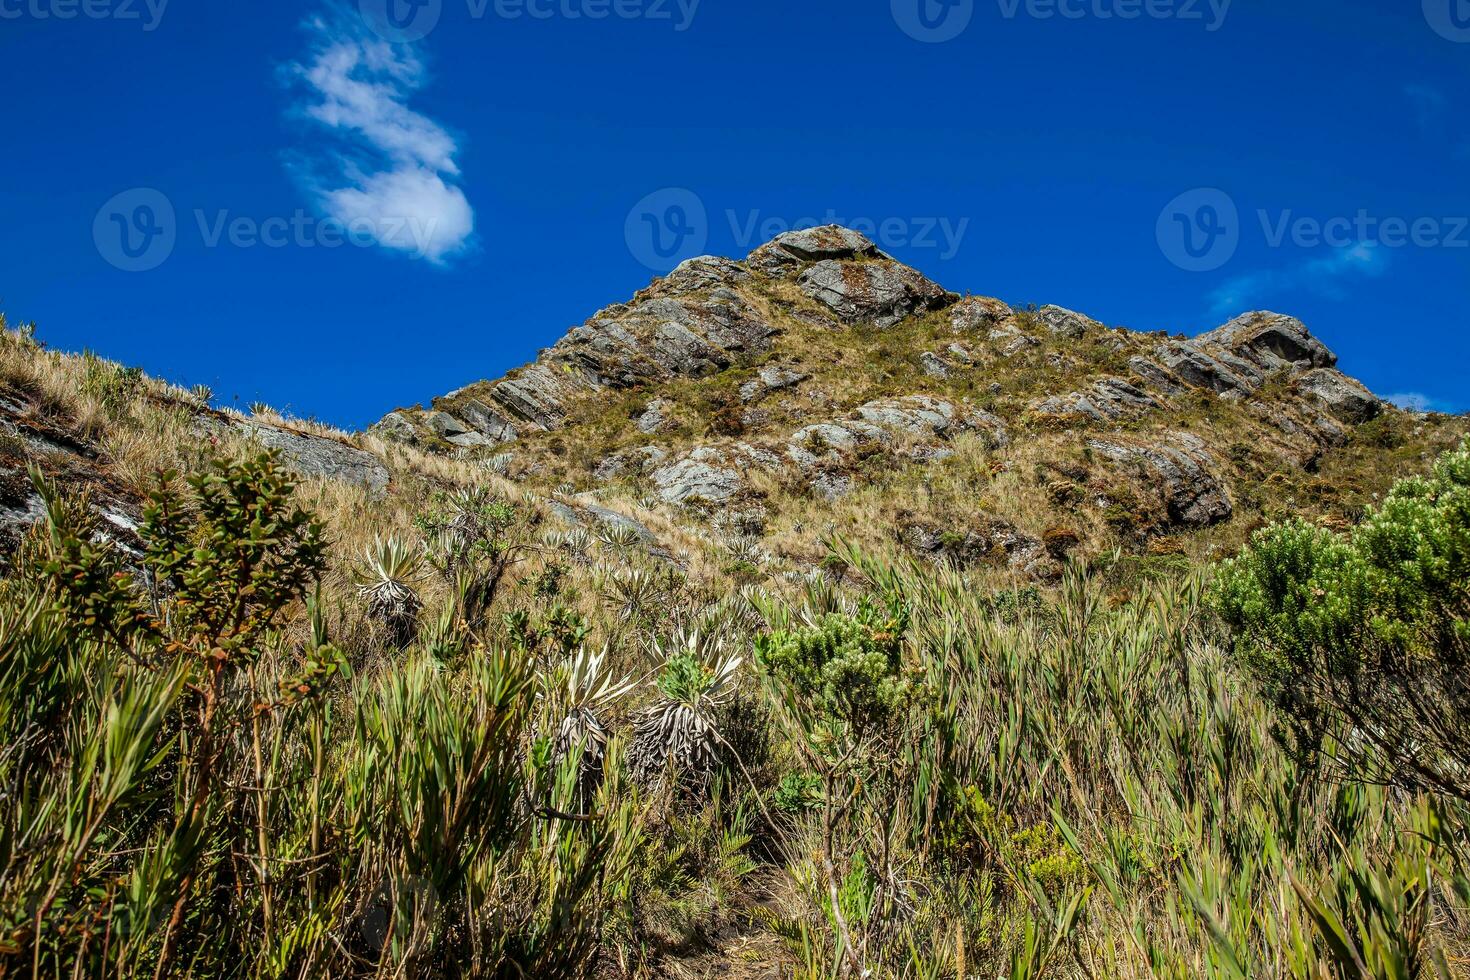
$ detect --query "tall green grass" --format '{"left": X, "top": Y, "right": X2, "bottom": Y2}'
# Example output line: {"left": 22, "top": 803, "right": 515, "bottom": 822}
{"left": 1, "top": 451, "right": 1466, "bottom": 977}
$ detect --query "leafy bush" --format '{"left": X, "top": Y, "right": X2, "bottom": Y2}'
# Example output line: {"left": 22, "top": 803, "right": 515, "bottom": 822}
{"left": 1214, "top": 439, "right": 1470, "bottom": 798}
{"left": 756, "top": 600, "right": 915, "bottom": 742}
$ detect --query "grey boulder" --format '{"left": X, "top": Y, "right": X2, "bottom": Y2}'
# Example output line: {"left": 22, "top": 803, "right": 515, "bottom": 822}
{"left": 1294, "top": 368, "right": 1382, "bottom": 424}
{"left": 1089, "top": 432, "right": 1233, "bottom": 528}
{"left": 797, "top": 260, "right": 957, "bottom": 328}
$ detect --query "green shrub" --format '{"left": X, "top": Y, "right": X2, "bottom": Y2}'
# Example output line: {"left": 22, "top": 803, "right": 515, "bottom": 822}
{"left": 1214, "top": 439, "right": 1470, "bottom": 797}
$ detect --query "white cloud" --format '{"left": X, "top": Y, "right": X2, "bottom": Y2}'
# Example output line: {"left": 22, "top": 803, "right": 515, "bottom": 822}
{"left": 1208, "top": 242, "right": 1387, "bottom": 317}
{"left": 1385, "top": 392, "right": 1461, "bottom": 414}
{"left": 285, "top": 12, "right": 474, "bottom": 264}
{"left": 1386, "top": 392, "right": 1435, "bottom": 412}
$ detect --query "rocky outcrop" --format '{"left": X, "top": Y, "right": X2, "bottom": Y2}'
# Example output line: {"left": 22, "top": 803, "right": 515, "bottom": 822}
{"left": 1032, "top": 377, "right": 1159, "bottom": 422}
{"left": 0, "top": 404, "right": 140, "bottom": 555}
{"left": 2, "top": 392, "right": 391, "bottom": 557}
{"left": 781, "top": 396, "right": 1007, "bottom": 500}
{"left": 739, "top": 366, "right": 808, "bottom": 403}
{"left": 1128, "top": 357, "right": 1187, "bottom": 396}
{"left": 1146, "top": 312, "right": 1337, "bottom": 405}
{"left": 369, "top": 228, "right": 1406, "bottom": 544}
{"left": 1089, "top": 432, "right": 1233, "bottom": 528}
{"left": 950, "top": 296, "right": 1014, "bottom": 333}
{"left": 379, "top": 257, "right": 779, "bottom": 448}
{"left": 919, "top": 352, "right": 952, "bottom": 378}
{"left": 1153, "top": 341, "right": 1263, "bottom": 396}
{"left": 747, "top": 226, "right": 881, "bottom": 276}
{"left": 200, "top": 417, "right": 391, "bottom": 495}
{"left": 746, "top": 226, "right": 959, "bottom": 328}
{"left": 899, "top": 517, "right": 1058, "bottom": 580}
{"left": 593, "top": 445, "right": 669, "bottom": 482}
{"left": 649, "top": 443, "right": 781, "bottom": 506}
{"left": 1197, "top": 311, "right": 1337, "bottom": 373}
{"left": 1036, "top": 305, "right": 1096, "bottom": 339}
{"left": 796, "top": 259, "right": 956, "bottom": 328}
{"left": 636, "top": 398, "right": 675, "bottom": 435}
{"left": 857, "top": 395, "right": 988, "bottom": 441}
{"left": 382, "top": 228, "right": 965, "bottom": 448}
{"left": 1294, "top": 368, "right": 1382, "bottom": 424}
{"left": 549, "top": 496, "right": 678, "bottom": 564}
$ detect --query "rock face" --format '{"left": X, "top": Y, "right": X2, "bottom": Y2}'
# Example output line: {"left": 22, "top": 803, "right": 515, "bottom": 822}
{"left": 206, "top": 418, "right": 390, "bottom": 495}
{"left": 636, "top": 398, "right": 675, "bottom": 435}
{"left": 381, "top": 226, "right": 963, "bottom": 447}
{"left": 1144, "top": 312, "right": 1340, "bottom": 404}
{"left": 1153, "top": 341, "right": 1263, "bottom": 396}
{"left": 899, "top": 517, "right": 1058, "bottom": 580}
{"left": 1197, "top": 311, "right": 1337, "bottom": 372}
{"left": 594, "top": 445, "right": 669, "bottom": 482}
{"left": 950, "top": 296, "right": 1014, "bottom": 333}
{"left": 1, "top": 392, "right": 392, "bottom": 558}
{"left": 746, "top": 226, "right": 879, "bottom": 275}
{"left": 0, "top": 407, "right": 140, "bottom": 555}
{"left": 382, "top": 226, "right": 964, "bottom": 449}
{"left": 1033, "top": 378, "right": 1159, "bottom": 422}
{"left": 740, "top": 366, "right": 808, "bottom": 402}
{"left": 1128, "top": 357, "right": 1186, "bottom": 396}
{"left": 796, "top": 259, "right": 956, "bottom": 328}
{"left": 1089, "top": 433, "right": 1233, "bottom": 528}
{"left": 1036, "top": 305, "right": 1096, "bottom": 339}
{"left": 548, "top": 497, "right": 678, "bottom": 564}
{"left": 368, "top": 226, "right": 1410, "bottom": 554}
{"left": 1294, "top": 368, "right": 1382, "bottom": 424}
{"left": 649, "top": 444, "right": 780, "bottom": 506}
{"left": 919, "top": 352, "right": 951, "bottom": 378}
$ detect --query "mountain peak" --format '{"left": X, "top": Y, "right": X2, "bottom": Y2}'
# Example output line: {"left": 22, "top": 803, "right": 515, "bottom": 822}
{"left": 348, "top": 225, "right": 1439, "bottom": 578}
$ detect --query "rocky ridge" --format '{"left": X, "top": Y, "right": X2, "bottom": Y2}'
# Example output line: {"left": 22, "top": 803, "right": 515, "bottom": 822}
{"left": 364, "top": 225, "right": 1422, "bottom": 571}
{"left": 6, "top": 224, "right": 1456, "bottom": 582}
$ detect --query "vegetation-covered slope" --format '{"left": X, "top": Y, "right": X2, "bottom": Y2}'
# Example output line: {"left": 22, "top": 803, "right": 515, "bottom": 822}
{"left": 1, "top": 227, "right": 1469, "bottom": 978}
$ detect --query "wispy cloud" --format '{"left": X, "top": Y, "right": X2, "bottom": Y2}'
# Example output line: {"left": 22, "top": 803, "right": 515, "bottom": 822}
{"left": 1403, "top": 84, "right": 1448, "bottom": 137}
{"left": 1208, "top": 242, "right": 1387, "bottom": 317}
{"left": 1385, "top": 392, "right": 1460, "bottom": 414}
{"left": 284, "top": 11, "right": 474, "bottom": 264}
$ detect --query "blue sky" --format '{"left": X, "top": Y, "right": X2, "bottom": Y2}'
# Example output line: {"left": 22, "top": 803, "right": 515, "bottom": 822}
{"left": 2, "top": 0, "right": 1467, "bottom": 427}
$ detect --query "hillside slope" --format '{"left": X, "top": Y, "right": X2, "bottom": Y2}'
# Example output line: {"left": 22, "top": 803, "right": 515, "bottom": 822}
{"left": 371, "top": 225, "right": 1467, "bottom": 579}
{"left": 4, "top": 232, "right": 1470, "bottom": 979}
